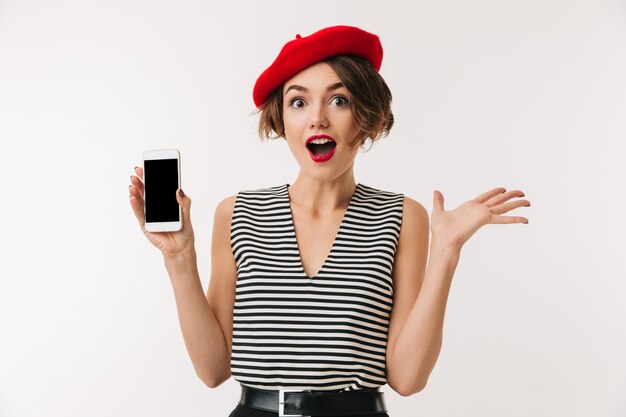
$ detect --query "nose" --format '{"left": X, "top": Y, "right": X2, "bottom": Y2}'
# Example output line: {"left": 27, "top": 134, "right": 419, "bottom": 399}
{"left": 309, "top": 103, "right": 329, "bottom": 129}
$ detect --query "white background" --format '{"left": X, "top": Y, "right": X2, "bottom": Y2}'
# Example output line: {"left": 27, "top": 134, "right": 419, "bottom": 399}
{"left": 1, "top": 0, "right": 625, "bottom": 416}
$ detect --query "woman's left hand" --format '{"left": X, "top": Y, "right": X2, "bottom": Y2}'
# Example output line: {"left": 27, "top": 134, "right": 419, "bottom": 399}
{"left": 430, "top": 187, "right": 530, "bottom": 251}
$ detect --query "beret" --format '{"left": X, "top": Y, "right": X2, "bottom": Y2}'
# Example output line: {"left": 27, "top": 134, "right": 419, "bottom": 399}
{"left": 253, "top": 25, "right": 383, "bottom": 108}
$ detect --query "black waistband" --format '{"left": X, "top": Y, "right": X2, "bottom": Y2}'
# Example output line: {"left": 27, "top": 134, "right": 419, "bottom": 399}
{"left": 238, "top": 384, "right": 387, "bottom": 416}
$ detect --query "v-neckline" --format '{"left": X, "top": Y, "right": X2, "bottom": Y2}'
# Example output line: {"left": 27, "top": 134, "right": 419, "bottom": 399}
{"left": 284, "top": 183, "right": 361, "bottom": 280}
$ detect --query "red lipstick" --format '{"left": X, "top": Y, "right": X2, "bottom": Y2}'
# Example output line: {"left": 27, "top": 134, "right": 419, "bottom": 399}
{"left": 306, "top": 135, "right": 336, "bottom": 163}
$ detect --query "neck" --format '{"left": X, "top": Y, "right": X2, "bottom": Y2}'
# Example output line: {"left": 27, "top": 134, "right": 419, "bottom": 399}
{"left": 287, "top": 173, "right": 357, "bottom": 215}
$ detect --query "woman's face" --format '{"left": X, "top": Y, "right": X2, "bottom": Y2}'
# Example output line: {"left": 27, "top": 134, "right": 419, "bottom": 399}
{"left": 282, "top": 61, "right": 359, "bottom": 181}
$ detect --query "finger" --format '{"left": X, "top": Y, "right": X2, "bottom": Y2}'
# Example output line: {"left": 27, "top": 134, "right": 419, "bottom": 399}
{"left": 490, "top": 214, "right": 529, "bottom": 224}
{"left": 489, "top": 199, "right": 531, "bottom": 215}
{"left": 176, "top": 188, "right": 192, "bottom": 228}
{"left": 129, "top": 192, "right": 146, "bottom": 229}
{"left": 486, "top": 189, "right": 525, "bottom": 206}
{"left": 433, "top": 189, "right": 444, "bottom": 212}
{"left": 130, "top": 173, "right": 144, "bottom": 197}
{"left": 129, "top": 182, "right": 144, "bottom": 203}
{"left": 134, "top": 165, "right": 144, "bottom": 181}
{"left": 475, "top": 187, "right": 507, "bottom": 204}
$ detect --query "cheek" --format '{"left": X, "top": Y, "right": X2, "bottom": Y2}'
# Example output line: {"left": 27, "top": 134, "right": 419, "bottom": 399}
{"left": 338, "top": 113, "right": 358, "bottom": 136}
{"left": 282, "top": 111, "right": 302, "bottom": 135}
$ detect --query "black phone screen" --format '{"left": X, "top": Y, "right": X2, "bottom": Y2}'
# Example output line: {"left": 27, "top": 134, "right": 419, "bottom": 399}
{"left": 144, "top": 158, "right": 179, "bottom": 223}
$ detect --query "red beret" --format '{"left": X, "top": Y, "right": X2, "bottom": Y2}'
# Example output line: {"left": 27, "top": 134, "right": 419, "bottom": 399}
{"left": 253, "top": 25, "right": 383, "bottom": 108}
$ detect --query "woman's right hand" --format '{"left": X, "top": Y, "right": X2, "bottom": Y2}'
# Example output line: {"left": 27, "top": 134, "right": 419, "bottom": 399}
{"left": 129, "top": 166, "right": 196, "bottom": 257}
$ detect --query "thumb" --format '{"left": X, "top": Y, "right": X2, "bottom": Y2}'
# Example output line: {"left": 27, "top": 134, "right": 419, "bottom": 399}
{"left": 433, "top": 189, "right": 444, "bottom": 212}
{"left": 176, "top": 188, "right": 192, "bottom": 227}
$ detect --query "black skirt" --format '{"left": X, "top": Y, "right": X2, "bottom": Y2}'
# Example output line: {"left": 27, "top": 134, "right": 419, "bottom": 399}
{"left": 228, "top": 403, "right": 390, "bottom": 417}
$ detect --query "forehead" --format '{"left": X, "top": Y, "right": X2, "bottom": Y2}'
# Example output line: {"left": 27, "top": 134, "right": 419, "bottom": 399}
{"left": 283, "top": 62, "right": 342, "bottom": 93}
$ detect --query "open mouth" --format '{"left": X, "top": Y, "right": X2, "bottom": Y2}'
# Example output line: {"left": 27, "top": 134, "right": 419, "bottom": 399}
{"left": 306, "top": 138, "right": 337, "bottom": 156}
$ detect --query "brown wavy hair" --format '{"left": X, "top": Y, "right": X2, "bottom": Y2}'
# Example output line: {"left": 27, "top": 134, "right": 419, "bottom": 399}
{"left": 256, "top": 55, "right": 394, "bottom": 151}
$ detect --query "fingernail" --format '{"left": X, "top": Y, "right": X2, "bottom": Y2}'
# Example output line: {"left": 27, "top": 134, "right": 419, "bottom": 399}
{"left": 180, "top": 189, "right": 185, "bottom": 198}
{"left": 525, "top": 203, "right": 531, "bottom": 207}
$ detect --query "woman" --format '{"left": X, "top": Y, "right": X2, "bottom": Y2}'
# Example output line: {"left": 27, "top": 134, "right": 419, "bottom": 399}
{"left": 129, "top": 25, "right": 531, "bottom": 417}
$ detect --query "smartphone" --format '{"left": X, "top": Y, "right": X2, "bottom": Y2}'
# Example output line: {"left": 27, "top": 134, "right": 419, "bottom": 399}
{"left": 142, "top": 149, "right": 182, "bottom": 232}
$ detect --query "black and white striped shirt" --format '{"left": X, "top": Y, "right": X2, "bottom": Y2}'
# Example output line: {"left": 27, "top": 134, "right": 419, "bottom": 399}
{"left": 229, "top": 183, "right": 404, "bottom": 391}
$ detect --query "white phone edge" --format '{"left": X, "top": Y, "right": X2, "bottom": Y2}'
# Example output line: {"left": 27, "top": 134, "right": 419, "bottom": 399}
{"left": 142, "top": 149, "right": 182, "bottom": 233}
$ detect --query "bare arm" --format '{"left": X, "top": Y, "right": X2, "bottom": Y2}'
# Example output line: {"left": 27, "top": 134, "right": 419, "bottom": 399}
{"left": 164, "top": 196, "right": 237, "bottom": 388}
{"left": 386, "top": 186, "right": 526, "bottom": 396}
{"left": 386, "top": 197, "right": 461, "bottom": 396}
{"left": 129, "top": 166, "right": 238, "bottom": 388}
{"left": 387, "top": 247, "right": 460, "bottom": 395}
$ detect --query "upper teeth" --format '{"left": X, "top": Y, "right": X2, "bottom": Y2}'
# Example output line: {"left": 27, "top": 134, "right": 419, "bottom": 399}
{"left": 310, "top": 138, "right": 333, "bottom": 145}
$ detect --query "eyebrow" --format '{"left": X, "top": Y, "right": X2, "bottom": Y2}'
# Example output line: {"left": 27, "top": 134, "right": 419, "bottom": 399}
{"left": 284, "top": 82, "right": 345, "bottom": 96}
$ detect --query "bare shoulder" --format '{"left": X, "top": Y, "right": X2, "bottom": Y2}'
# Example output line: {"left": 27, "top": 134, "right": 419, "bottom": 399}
{"left": 400, "top": 195, "right": 429, "bottom": 238}
{"left": 211, "top": 194, "right": 239, "bottom": 258}
{"left": 208, "top": 194, "right": 239, "bottom": 358}
{"left": 394, "top": 195, "right": 429, "bottom": 269}
{"left": 210, "top": 193, "right": 238, "bottom": 281}
{"left": 214, "top": 194, "right": 238, "bottom": 226}
{"left": 386, "top": 194, "right": 430, "bottom": 389}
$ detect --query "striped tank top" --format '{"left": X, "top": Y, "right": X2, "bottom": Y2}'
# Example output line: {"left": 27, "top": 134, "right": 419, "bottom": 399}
{"left": 229, "top": 183, "right": 404, "bottom": 391}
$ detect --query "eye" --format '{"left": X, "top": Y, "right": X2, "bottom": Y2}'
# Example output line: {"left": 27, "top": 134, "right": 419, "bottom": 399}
{"left": 331, "top": 96, "right": 348, "bottom": 107}
{"left": 288, "top": 98, "right": 306, "bottom": 109}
